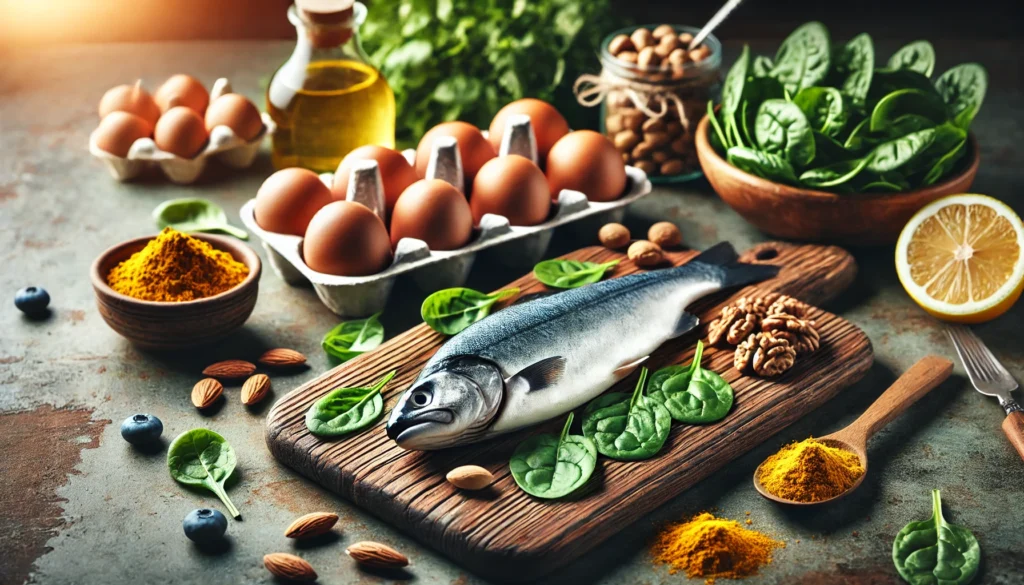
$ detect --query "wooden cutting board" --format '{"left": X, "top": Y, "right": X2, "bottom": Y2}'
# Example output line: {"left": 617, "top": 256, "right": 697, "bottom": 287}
{"left": 266, "top": 242, "right": 872, "bottom": 582}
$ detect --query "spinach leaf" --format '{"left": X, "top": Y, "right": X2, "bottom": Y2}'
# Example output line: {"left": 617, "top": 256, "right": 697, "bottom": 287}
{"left": 755, "top": 99, "right": 816, "bottom": 168}
{"left": 832, "top": 33, "right": 874, "bottom": 107}
{"left": 868, "top": 68, "right": 937, "bottom": 105}
{"left": 752, "top": 55, "right": 775, "bottom": 77}
{"left": 901, "top": 123, "right": 967, "bottom": 178}
{"left": 421, "top": 287, "right": 519, "bottom": 335}
{"left": 534, "top": 259, "right": 619, "bottom": 289}
{"left": 812, "top": 131, "right": 855, "bottom": 165}
{"left": 510, "top": 413, "right": 597, "bottom": 499}
{"left": 167, "top": 429, "right": 240, "bottom": 518}
{"left": 799, "top": 157, "right": 872, "bottom": 188}
{"left": 720, "top": 45, "right": 751, "bottom": 145}
{"left": 648, "top": 341, "right": 734, "bottom": 424}
{"left": 866, "top": 127, "right": 937, "bottom": 174}
{"left": 707, "top": 101, "right": 730, "bottom": 152}
{"left": 887, "top": 113, "right": 938, "bottom": 137}
{"left": 870, "top": 89, "right": 949, "bottom": 133}
{"left": 153, "top": 198, "right": 248, "bottom": 240}
{"left": 892, "top": 489, "right": 981, "bottom": 585}
{"left": 322, "top": 313, "right": 385, "bottom": 363}
{"left": 727, "top": 147, "right": 798, "bottom": 184}
{"left": 794, "top": 87, "right": 849, "bottom": 138}
{"left": 770, "top": 21, "right": 831, "bottom": 94}
{"left": 740, "top": 77, "right": 787, "bottom": 146}
{"left": 843, "top": 117, "right": 873, "bottom": 151}
{"left": 887, "top": 40, "right": 936, "bottom": 77}
{"left": 922, "top": 137, "right": 968, "bottom": 186}
{"left": 306, "top": 371, "right": 396, "bottom": 437}
{"left": 935, "top": 63, "right": 988, "bottom": 129}
{"left": 582, "top": 368, "right": 671, "bottom": 461}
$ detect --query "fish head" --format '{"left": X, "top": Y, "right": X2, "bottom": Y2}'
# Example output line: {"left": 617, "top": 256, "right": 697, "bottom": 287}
{"left": 386, "top": 356, "right": 503, "bottom": 450}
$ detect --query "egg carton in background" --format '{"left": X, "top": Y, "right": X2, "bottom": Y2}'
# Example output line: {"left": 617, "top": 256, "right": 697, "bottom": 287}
{"left": 89, "top": 78, "right": 275, "bottom": 185}
{"left": 240, "top": 115, "right": 653, "bottom": 317}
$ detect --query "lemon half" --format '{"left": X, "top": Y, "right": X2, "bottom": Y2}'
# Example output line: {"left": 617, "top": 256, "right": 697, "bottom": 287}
{"left": 896, "top": 194, "right": 1024, "bottom": 323}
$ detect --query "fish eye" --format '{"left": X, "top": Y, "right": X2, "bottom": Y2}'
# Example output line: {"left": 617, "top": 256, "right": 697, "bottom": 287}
{"left": 411, "top": 389, "right": 432, "bottom": 407}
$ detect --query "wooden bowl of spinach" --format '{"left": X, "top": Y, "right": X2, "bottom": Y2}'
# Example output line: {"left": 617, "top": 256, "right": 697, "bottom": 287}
{"left": 696, "top": 23, "right": 983, "bottom": 245}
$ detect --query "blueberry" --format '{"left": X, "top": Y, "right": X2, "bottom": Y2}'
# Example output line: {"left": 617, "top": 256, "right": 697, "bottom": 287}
{"left": 183, "top": 508, "right": 227, "bottom": 544}
{"left": 120, "top": 414, "right": 163, "bottom": 445}
{"left": 15, "top": 286, "right": 50, "bottom": 316}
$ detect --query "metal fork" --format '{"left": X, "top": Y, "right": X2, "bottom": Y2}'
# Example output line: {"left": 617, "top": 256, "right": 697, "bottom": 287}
{"left": 947, "top": 325, "right": 1024, "bottom": 460}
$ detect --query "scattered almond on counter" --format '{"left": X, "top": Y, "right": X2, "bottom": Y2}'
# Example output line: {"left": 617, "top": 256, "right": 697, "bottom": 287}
{"left": 202, "top": 359, "right": 256, "bottom": 380}
{"left": 285, "top": 512, "right": 339, "bottom": 539}
{"left": 446, "top": 465, "right": 494, "bottom": 490}
{"left": 263, "top": 553, "right": 317, "bottom": 582}
{"left": 598, "top": 223, "right": 631, "bottom": 249}
{"left": 346, "top": 541, "right": 409, "bottom": 569}
{"left": 258, "top": 348, "right": 307, "bottom": 368}
{"left": 648, "top": 222, "right": 682, "bottom": 248}
{"left": 628, "top": 240, "right": 664, "bottom": 267}
{"left": 191, "top": 378, "right": 223, "bottom": 409}
{"left": 241, "top": 373, "right": 271, "bottom": 406}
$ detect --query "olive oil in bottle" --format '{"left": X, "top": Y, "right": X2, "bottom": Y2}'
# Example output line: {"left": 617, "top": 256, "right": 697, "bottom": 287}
{"left": 268, "top": 1, "right": 395, "bottom": 173}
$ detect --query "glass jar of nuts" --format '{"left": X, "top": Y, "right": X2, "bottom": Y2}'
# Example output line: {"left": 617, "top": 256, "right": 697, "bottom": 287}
{"left": 574, "top": 24, "right": 721, "bottom": 183}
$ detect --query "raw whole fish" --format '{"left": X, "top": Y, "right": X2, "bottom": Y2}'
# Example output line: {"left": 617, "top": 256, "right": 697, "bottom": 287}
{"left": 386, "top": 242, "right": 778, "bottom": 450}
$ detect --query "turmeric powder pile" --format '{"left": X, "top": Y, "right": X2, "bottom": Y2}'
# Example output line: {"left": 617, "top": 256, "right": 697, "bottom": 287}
{"left": 107, "top": 228, "right": 249, "bottom": 302}
{"left": 651, "top": 512, "right": 784, "bottom": 582}
{"left": 757, "top": 437, "right": 864, "bottom": 502}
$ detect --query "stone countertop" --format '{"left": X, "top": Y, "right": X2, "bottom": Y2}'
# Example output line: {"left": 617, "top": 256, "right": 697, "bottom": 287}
{"left": 1, "top": 40, "right": 1022, "bottom": 585}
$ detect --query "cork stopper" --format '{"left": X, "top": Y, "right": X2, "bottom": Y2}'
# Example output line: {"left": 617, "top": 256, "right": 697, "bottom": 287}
{"left": 295, "top": 0, "right": 354, "bottom": 47}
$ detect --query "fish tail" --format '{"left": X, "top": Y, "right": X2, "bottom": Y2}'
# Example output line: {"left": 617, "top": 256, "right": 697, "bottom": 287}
{"left": 689, "top": 242, "right": 780, "bottom": 288}
{"left": 690, "top": 241, "right": 739, "bottom": 266}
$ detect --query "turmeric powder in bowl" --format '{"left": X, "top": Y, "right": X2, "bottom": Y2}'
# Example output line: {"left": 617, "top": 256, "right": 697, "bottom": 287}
{"left": 756, "top": 438, "right": 864, "bottom": 503}
{"left": 106, "top": 227, "right": 249, "bottom": 302}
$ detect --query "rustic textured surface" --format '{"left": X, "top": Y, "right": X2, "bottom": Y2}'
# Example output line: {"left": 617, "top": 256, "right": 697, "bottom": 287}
{"left": 1, "top": 39, "right": 1023, "bottom": 585}
{"left": 267, "top": 243, "right": 872, "bottom": 580}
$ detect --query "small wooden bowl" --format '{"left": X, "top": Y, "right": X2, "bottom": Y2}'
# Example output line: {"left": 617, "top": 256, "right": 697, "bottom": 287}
{"left": 694, "top": 115, "right": 979, "bottom": 245}
{"left": 91, "top": 233, "right": 261, "bottom": 350}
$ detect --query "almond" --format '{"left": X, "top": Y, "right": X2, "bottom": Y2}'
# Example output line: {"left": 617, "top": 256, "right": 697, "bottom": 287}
{"left": 258, "top": 348, "right": 307, "bottom": 368}
{"left": 241, "top": 373, "right": 271, "bottom": 405}
{"left": 345, "top": 541, "right": 409, "bottom": 569}
{"left": 446, "top": 465, "right": 494, "bottom": 490}
{"left": 285, "top": 512, "right": 339, "bottom": 539}
{"left": 202, "top": 359, "right": 256, "bottom": 380}
{"left": 191, "top": 378, "right": 223, "bottom": 409}
{"left": 263, "top": 553, "right": 317, "bottom": 582}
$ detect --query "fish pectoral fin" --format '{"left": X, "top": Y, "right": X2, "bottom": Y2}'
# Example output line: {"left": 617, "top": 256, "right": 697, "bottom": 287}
{"left": 506, "top": 356, "right": 566, "bottom": 394}
{"left": 670, "top": 311, "right": 700, "bottom": 339}
{"left": 613, "top": 356, "right": 650, "bottom": 379}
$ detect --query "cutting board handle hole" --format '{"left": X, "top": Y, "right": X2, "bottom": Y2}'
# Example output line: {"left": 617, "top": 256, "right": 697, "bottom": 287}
{"left": 755, "top": 247, "right": 779, "bottom": 261}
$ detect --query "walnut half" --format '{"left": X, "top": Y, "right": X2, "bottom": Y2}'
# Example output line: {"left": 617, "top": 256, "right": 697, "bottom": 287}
{"left": 708, "top": 305, "right": 761, "bottom": 347}
{"left": 734, "top": 332, "right": 797, "bottom": 377}
{"left": 761, "top": 312, "right": 820, "bottom": 355}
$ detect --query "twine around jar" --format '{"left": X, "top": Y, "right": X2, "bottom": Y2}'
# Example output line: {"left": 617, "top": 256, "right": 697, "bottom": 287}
{"left": 574, "top": 71, "right": 692, "bottom": 132}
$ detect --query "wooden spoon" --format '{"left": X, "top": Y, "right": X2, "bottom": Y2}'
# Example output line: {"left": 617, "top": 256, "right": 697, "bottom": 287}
{"left": 754, "top": 355, "right": 953, "bottom": 505}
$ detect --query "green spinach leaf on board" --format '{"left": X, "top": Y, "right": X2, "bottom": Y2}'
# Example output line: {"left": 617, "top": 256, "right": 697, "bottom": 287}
{"left": 534, "top": 259, "right": 619, "bottom": 289}
{"left": 892, "top": 489, "right": 981, "bottom": 585}
{"left": 831, "top": 33, "right": 874, "bottom": 107}
{"left": 755, "top": 99, "right": 816, "bottom": 168}
{"left": 800, "top": 156, "right": 872, "bottom": 188}
{"left": 306, "top": 371, "right": 396, "bottom": 437}
{"left": 870, "top": 89, "right": 949, "bottom": 133}
{"left": 770, "top": 22, "right": 831, "bottom": 94}
{"left": 887, "top": 40, "right": 936, "bottom": 77}
{"left": 153, "top": 198, "right": 248, "bottom": 240}
{"left": 322, "top": 313, "right": 385, "bottom": 363}
{"left": 647, "top": 341, "right": 734, "bottom": 424}
{"left": 510, "top": 413, "right": 597, "bottom": 499}
{"left": 794, "top": 86, "right": 849, "bottom": 138}
{"left": 727, "top": 147, "right": 798, "bottom": 184}
{"left": 421, "top": 287, "right": 519, "bottom": 335}
{"left": 582, "top": 367, "right": 671, "bottom": 461}
{"left": 935, "top": 63, "right": 988, "bottom": 129}
{"left": 167, "top": 429, "right": 240, "bottom": 518}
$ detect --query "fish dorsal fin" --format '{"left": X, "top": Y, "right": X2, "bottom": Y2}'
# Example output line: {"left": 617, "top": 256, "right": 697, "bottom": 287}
{"left": 506, "top": 356, "right": 566, "bottom": 394}
{"left": 670, "top": 311, "right": 700, "bottom": 339}
{"left": 613, "top": 355, "right": 649, "bottom": 379}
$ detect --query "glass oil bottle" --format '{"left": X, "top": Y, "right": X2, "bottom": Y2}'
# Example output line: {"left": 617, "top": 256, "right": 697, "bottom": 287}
{"left": 267, "top": 1, "right": 395, "bottom": 172}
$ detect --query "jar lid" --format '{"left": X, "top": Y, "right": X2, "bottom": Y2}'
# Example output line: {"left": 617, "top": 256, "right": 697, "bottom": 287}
{"left": 296, "top": 0, "right": 354, "bottom": 24}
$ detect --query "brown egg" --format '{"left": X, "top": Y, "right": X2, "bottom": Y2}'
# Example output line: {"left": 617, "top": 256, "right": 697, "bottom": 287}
{"left": 254, "top": 168, "right": 334, "bottom": 236}
{"left": 98, "top": 81, "right": 160, "bottom": 128}
{"left": 94, "top": 112, "right": 152, "bottom": 157}
{"left": 204, "top": 94, "right": 263, "bottom": 141}
{"left": 331, "top": 145, "right": 418, "bottom": 215}
{"left": 390, "top": 180, "right": 473, "bottom": 250}
{"left": 415, "top": 122, "right": 495, "bottom": 187}
{"left": 488, "top": 99, "right": 570, "bottom": 162}
{"left": 154, "top": 106, "right": 209, "bottom": 159}
{"left": 303, "top": 201, "right": 392, "bottom": 276}
{"left": 470, "top": 155, "right": 550, "bottom": 226}
{"left": 154, "top": 74, "right": 209, "bottom": 114}
{"left": 546, "top": 130, "right": 628, "bottom": 202}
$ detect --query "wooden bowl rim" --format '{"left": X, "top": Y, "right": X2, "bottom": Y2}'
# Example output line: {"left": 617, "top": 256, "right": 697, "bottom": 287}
{"left": 90, "top": 232, "right": 262, "bottom": 309}
{"left": 694, "top": 114, "right": 980, "bottom": 202}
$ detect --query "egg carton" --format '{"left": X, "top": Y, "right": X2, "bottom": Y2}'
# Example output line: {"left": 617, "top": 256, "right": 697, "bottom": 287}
{"left": 89, "top": 78, "right": 275, "bottom": 185}
{"left": 239, "top": 115, "right": 653, "bottom": 317}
